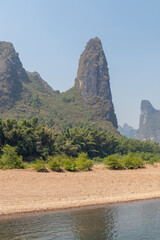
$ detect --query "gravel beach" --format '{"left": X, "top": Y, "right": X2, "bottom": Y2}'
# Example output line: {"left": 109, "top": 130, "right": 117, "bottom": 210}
{"left": 1, "top": 164, "right": 160, "bottom": 216}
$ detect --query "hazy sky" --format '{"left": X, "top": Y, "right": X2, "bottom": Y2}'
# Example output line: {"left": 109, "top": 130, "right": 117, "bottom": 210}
{"left": 0, "top": 0, "right": 160, "bottom": 128}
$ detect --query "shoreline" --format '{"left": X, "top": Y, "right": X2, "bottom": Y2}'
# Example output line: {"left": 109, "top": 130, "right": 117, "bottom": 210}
{"left": 1, "top": 195, "right": 160, "bottom": 218}
{"left": 1, "top": 164, "right": 160, "bottom": 217}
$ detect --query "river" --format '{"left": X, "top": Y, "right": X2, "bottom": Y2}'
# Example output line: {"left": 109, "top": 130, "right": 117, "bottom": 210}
{"left": 0, "top": 199, "right": 160, "bottom": 239}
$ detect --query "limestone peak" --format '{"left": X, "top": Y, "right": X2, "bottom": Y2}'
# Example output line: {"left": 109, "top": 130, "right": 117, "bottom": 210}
{"left": 141, "top": 100, "right": 157, "bottom": 114}
{"left": 0, "top": 41, "right": 29, "bottom": 107}
{"left": 75, "top": 37, "right": 117, "bottom": 128}
{"left": 75, "top": 37, "right": 111, "bottom": 100}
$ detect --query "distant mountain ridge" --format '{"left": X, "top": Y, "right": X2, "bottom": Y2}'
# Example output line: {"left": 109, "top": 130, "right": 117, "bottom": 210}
{"left": 0, "top": 38, "right": 118, "bottom": 135}
{"left": 118, "top": 123, "right": 138, "bottom": 139}
{"left": 138, "top": 100, "right": 160, "bottom": 142}
{"left": 119, "top": 101, "right": 160, "bottom": 143}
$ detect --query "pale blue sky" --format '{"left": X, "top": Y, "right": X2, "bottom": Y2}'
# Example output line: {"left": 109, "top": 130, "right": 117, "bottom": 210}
{"left": 0, "top": 0, "right": 160, "bottom": 128}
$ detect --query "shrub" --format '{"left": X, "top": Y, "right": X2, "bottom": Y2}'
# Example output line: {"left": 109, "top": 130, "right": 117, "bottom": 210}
{"left": 49, "top": 154, "right": 67, "bottom": 166}
{"left": 0, "top": 144, "right": 24, "bottom": 169}
{"left": 32, "top": 157, "right": 47, "bottom": 172}
{"left": 47, "top": 156, "right": 61, "bottom": 172}
{"left": 104, "top": 155, "right": 124, "bottom": 170}
{"left": 63, "top": 156, "right": 76, "bottom": 171}
{"left": 62, "top": 97, "right": 72, "bottom": 103}
{"left": 138, "top": 152, "right": 160, "bottom": 163}
{"left": 123, "top": 153, "right": 145, "bottom": 169}
{"left": 75, "top": 152, "right": 93, "bottom": 171}
{"left": 92, "top": 157, "right": 104, "bottom": 163}
{"left": 148, "top": 158, "right": 155, "bottom": 165}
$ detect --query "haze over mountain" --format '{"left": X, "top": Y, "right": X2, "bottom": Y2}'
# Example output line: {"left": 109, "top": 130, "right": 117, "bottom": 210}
{"left": 118, "top": 100, "right": 160, "bottom": 143}
{"left": 138, "top": 100, "right": 160, "bottom": 143}
{"left": 118, "top": 123, "right": 138, "bottom": 139}
{"left": 0, "top": 38, "right": 118, "bottom": 134}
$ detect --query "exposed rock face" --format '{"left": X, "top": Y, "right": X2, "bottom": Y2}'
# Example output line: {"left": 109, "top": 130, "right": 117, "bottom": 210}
{"left": 138, "top": 100, "right": 160, "bottom": 142}
{"left": 75, "top": 37, "right": 117, "bottom": 128}
{"left": 118, "top": 123, "right": 138, "bottom": 139}
{"left": 0, "top": 41, "right": 29, "bottom": 107}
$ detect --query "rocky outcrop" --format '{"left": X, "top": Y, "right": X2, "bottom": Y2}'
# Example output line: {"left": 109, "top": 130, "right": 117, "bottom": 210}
{"left": 138, "top": 100, "right": 160, "bottom": 142}
{"left": 75, "top": 37, "right": 117, "bottom": 128}
{"left": 118, "top": 123, "right": 138, "bottom": 139}
{"left": 0, "top": 41, "right": 29, "bottom": 107}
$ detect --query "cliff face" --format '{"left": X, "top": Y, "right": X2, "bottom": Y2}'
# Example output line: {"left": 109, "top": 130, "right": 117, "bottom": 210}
{"left": 75, "top": 37, "right": 117, "bottom": 128}
{"left": 0, "top": 42, "right": 29, "bottom": 107}
{"left": 138, "top": 100, "right": 160, "bottom": 142}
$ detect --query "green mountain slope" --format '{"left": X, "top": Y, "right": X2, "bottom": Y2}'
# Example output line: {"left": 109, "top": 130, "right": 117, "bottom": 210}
{"left": 0, "top": 38, "right": 118, "bottom": 135}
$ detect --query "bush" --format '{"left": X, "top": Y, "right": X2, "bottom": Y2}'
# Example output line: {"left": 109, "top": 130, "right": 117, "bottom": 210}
{"left": 47, "top": 156, "right": 61, "bottom": 172}
{"left": 32, "top": 157, "right": 47, "bottom": 172}
{"left": 123, "top": 153, "right": 145, "bottom": 169}
{"left": 104, "top": 155, "right": 124, "bottom": 170}
{"left": 63, "top": 156, "right": 76, "bottom": 171}
{"left": 47, "top": 154, "right": 77, "bottom": 172}
{"left": 0, "top": 144, "right": 24, "bottom": 169}
{"left": 75, "top": 152, "right": 93, "bottom": 171}
{"left": 92, "top": 157, "right": 104, "bottom": 163}
{"left": 138, "top": 152, "right": 160, "bottom": 163}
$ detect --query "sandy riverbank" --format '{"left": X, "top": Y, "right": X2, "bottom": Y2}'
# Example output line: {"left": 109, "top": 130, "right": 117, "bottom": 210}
{"left": 1, "top": 164, "right": 160, "bottom": 216}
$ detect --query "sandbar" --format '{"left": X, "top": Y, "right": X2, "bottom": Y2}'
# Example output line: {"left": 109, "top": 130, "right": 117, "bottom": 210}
{"left": 1, "top": 164, "right": 160, "bottom": 216}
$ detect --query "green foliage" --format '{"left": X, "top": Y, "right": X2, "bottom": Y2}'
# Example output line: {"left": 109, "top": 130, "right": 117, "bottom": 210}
{"left": 0, "top": 117, "right": 55, "bottom": 159}
{"left": 0, "top": 74, "right": 118, "bottom": 137}
{"left": 62, "top": 97, "right": 72, "bottom": 103}
{"left": 32, "top": 95, "right": 41, "bottom": 108}
{"left": 117, "top": 136, "right": 160, "bottom": 155}
{"left": 0, "top": 144, "right": 24, "bottom": 169}
{"left": 75, "top": 152, "right": 93, "bottom": 171}
{"left": 32, "top": 157, "right": 47, "bottom": 172}
{"left": 54, "top": 90, "right": 60, "bottom": 94}
{"left": 136, "top": 152, "right": 160, "bottom": 165}
{"left": 138, "top": 152, "right": 160, "bottom": 163}
{"left": 47, "top": 156, "right": 61, "bottom": 172}
{"left": 63, "top": 156, "right": 76, "bottom": 171}
{"left": 55, "top": 126, "right": 118, "bottom": 158}
{"left": 92, "top": 156, "right": 104, "bottom": 163}
{"left": 1, "top": 117, "right": 160, "bottom": 170}
{"left": 123, "top": 153, "right": 145, "bottom": 169}
{"left": 104, "top": 153, "right": 145, "bottom": 170}
{"left": 104, "top": 155, "right": 124, "bottom": 170}
{"left": 61, "top": 120, "right": 72, "bottom": 130}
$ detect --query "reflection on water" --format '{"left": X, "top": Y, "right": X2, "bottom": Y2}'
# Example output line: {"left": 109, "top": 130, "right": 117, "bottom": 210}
{"left": 1, "top": 199, "right": 160, "bottom": 239}
{"left": 69, "top": 207, "right": 118, "bottom": 240}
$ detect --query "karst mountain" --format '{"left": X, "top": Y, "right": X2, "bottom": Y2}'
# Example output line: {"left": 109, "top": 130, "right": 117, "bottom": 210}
{"left": 0, "top": 38, "right": 118, "bottom": 134}
{"left": 138, "top": 100, "right": 160, "bottom": 142}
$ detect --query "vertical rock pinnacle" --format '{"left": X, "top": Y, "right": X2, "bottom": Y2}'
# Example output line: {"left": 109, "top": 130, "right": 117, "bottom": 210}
{"left": 75, "top": 37, "right": 117, "bottom": 128}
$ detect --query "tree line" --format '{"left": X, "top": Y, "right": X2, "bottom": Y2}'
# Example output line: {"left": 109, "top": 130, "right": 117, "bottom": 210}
{"left": 0, "top": 117, "right": 160, "bottom": 162}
